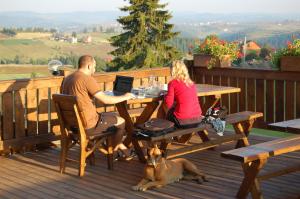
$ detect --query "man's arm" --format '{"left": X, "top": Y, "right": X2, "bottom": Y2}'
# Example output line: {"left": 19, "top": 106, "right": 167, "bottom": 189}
{"left": 94, "top": 91, "right": 135, "bottom": 105}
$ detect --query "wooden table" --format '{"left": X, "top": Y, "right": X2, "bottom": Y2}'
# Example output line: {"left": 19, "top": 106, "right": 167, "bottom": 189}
{"left": 115, "top": 84, "right": 241, "bottom": 147}
{"left": 269, "top": 119, "right": 300, "bottom": 133}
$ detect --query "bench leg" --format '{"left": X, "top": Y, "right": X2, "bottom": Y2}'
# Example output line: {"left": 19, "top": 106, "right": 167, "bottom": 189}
{"left": 233, "top": 119, "right": 255, "bottom": 148}
{"left": 177, "top": 133, "right": 194, "bottom": 143}
{"left": 237, "top": 159, "right": 266, "bottom": 199}
{"left": 132, "top": 138, "right": 147, "bottom": 163}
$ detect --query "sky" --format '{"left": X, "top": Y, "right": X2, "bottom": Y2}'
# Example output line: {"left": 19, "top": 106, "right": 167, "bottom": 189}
{"left": 0, "top": 0, "right": 299, "bottom": 14}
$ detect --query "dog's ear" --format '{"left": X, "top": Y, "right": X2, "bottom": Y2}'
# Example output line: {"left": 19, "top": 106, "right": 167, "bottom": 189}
{"left": 147, "top": 147, "right": 155, "bottom": 157}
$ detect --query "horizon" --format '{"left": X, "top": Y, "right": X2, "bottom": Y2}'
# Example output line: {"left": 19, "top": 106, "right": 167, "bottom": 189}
{"left": 1, "top": 0, "right": 300, "bottom": 14}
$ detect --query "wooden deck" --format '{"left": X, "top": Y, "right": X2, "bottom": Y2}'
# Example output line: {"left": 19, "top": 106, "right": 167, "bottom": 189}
{"left": 0, "top": 134, "right": 299, "bottom": 199}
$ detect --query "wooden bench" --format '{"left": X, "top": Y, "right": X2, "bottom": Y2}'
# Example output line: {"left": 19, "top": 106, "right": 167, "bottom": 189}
{"left": 269, "top": 118, "right": 300, "bottom": 134}
{"left": 221, "top": 135, "right": 300, "bottom": 199}
{"left": 133, "top": 111, "right": 263, "bottom": 163}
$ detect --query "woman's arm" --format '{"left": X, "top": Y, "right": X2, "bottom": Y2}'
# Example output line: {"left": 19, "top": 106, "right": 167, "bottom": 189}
{"left": 164, "top": 82, "right": 175, "bottom": 109}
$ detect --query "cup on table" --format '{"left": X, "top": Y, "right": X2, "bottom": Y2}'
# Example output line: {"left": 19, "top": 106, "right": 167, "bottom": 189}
{"left": 138, "top": 87, "right": 146, "bottom": 98}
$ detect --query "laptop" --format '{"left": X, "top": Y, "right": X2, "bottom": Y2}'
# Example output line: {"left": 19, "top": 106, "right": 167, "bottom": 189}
{"left": 112, "top": 75, "right": 134, "bottom": 96}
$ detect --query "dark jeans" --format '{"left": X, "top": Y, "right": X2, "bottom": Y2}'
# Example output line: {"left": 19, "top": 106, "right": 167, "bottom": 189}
{"left": 167, "top": 108, "right": 202, "bottom": 129}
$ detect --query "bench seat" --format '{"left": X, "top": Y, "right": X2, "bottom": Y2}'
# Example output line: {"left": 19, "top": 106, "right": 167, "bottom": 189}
{"left": 221, "top": 135, "right": 300, "bottom": 199}
{"left": 133, "top": 111, "right": 263, "bottom": 163}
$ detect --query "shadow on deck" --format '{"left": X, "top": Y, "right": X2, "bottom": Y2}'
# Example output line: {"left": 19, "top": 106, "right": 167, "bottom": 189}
{"left": 0, "top": 135, "right": 299, "bottom": 199}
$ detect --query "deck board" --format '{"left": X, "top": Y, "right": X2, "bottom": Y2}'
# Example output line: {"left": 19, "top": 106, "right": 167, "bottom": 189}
{"left": 0, "top": 135, "right": 299, "bottom": 199}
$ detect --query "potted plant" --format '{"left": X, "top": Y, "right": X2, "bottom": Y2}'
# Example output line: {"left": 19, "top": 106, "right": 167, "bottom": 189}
{"left": 193, "top": 35, "right": 239, "bottom": 69}
{"left": 272, "top": 39, "right": 300, "bottom": 72}
{"left": 193, "top": 35, "right": 238, "bottom": 69}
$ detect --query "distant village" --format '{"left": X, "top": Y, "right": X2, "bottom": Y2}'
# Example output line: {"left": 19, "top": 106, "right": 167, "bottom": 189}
{"left": 50, "top": 33, "right": 92, "bottom": 44}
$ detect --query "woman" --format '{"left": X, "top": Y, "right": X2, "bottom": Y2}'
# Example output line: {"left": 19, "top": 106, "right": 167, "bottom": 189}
{"left": 163, "top": 60, "right": 203, "bottom": 128}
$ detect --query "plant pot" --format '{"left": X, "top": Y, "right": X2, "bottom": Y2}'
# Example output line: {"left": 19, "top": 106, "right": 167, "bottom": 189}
{"left": 280, "top": 56, "right": 300, "bottom": 72}
{"left": 220, "top": 55, "right": 232, "bottom": 68}
{"left": 193, "top": 54, "right": 231, "bottom": 68}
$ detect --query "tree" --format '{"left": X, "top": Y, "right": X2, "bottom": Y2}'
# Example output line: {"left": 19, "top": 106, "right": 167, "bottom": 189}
{"left": 109, "top": 0, "right": 180, "bottom": 70}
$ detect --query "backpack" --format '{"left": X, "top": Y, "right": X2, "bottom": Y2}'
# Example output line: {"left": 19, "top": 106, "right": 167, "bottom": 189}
{"left": 135, "top": 118, "right": 175, "bottom": 137}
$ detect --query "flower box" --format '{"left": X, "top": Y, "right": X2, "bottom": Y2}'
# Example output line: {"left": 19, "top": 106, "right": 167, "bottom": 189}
{"left": 193, "top": 54, "right": 231, "bottom": 68}
{"left": 280, "top": 56, "right": 300, "bottom": 72}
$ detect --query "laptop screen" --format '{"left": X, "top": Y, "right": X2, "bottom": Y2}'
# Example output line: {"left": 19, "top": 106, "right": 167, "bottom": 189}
{"left": 113, "top": 75, "right": 134, "bottom": 94}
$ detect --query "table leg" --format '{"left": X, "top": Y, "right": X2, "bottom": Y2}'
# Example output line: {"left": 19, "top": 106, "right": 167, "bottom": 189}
{"left": 237, "top": 159, "right": 266, "bottom": 199}
{"left": 115, "top": 102, "right": 135, "bottom": 147}
{"left": 135, "top": 101, "right": 160, "bottom": 125}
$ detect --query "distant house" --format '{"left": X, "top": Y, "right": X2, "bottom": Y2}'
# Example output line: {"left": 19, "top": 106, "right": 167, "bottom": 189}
{"left": 82, "top": 35, "right": 92, "bottom": 43}
{"left": 69, "top": 37, "right": 77, "bottom": 44}
{"left": 243, "top": 41, "right": 261, "bottom": 54}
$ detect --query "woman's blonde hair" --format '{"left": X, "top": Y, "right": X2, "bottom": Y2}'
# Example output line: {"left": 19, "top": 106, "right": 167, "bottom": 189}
{"left": 170, "top": 60, "right": 193, "bottom": 86}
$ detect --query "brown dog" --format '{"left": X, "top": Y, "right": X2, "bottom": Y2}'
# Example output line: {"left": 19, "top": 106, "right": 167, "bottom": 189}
{"left": 132, "top": 145, "right": 207, "bottom": 191}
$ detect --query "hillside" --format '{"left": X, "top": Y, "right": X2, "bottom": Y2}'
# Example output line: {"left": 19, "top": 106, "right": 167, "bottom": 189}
{"left": 0, "top": 32, "right": 114, "bottom": 63}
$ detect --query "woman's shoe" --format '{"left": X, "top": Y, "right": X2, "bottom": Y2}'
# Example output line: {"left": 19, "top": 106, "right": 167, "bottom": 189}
{"left": 114, "top": 149, "right": 136, "bottom": 161}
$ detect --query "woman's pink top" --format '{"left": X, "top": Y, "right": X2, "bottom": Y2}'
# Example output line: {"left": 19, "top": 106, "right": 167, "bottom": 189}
{"left": 164, "top": 79, "right": 202, "bottom": 119}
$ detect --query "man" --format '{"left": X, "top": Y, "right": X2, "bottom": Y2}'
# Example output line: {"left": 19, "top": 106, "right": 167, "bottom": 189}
{"left": 61, "top": 55, "right": 135, "bottom": 158}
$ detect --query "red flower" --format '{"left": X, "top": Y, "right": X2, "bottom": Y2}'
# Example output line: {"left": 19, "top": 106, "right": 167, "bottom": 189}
{"left": 238, "top": 52, "right": 244, "bottom": 58}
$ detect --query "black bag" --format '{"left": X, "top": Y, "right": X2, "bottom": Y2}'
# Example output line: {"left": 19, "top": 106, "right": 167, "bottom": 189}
{"left": 135, "top": 118, "right": 175, "bottom": 137}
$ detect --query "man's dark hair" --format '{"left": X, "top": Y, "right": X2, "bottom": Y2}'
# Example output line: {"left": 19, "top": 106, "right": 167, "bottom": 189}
{"left": 78, "top": 55, "right": 94, "bottom": 69}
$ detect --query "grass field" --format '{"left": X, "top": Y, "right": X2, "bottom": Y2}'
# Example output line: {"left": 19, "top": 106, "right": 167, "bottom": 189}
{"left": 0, "top": 32, "right": 115, "bottom": 62}
{"left": 0, "top": 65, "right": 51, "bottom": 80}
{"left": 225, "top": 125, "right": 293, "bottom": 138}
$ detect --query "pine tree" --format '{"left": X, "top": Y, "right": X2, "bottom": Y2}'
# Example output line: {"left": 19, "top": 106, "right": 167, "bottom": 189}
{"left": 109, "top": 0, "right": 180, "bottom": 70}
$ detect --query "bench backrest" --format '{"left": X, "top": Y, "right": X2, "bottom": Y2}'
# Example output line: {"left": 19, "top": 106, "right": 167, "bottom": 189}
{"left": 221, "top": 135, "right": 300, "bottom": 163}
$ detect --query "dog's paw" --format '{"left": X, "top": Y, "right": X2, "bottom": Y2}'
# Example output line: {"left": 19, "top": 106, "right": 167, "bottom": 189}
{"left": 202, "top": 176, "right": 209, "bottom": 182}
{"left": 131, "top": 185, "right": 139, "bottom": 191}
{"left": 140, "top": 186, "right": 148, "bottom": 191}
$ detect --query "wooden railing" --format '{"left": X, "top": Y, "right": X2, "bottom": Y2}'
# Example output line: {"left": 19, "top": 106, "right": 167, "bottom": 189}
{"left": 1, "top": 64, "right": 299, "bottom": 153}
{"left": 0, "top": 67, "right": 171, "bottom": 153}
{"left": 191, "top": 65, "right": 300, "bottom": 129}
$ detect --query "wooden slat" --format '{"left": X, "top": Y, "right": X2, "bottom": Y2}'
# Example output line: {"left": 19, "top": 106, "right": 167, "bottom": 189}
{"left": 27, "top": 89, "right": 38, "bottom": 136}
{"left": 0, "top": 77, "right": 63, "bottom": 93}
{"left": 193, "top": 69, "right": 204, "bottom": 84}
{"left": 238, "top": 78, "right": 246, "bottom": 112}
{"left": 50, "top": 86, "right": 60, "bottom": 134}
{"left": 285, "top": 81, "right": 295, "bottom": 120}
{"left": 296, "top": 81, "right": 300, "bottom": 118}
{"left": 204, "top": 75, "right": 212, "bottom": 85}
{"left": 38, "top": 87, "right": 49, "bottom": 134}
{"left": 2, "top": 92, "right": 14, "bottom": 140}
{"left": 275, "top": 80, "right": 284, "bottom": 122}
{"left": 229, "top": 77, "right": 238, "bottom": 114}
{"left": 14, "top": 90, "right": 26, "bottom": 138}
{"left": 255, "top": 79, "right": 265, "bottom": 125}
{"left": 212, "top": 75, "right": 220, "bottom": 86}
{"left": 220, "top": 76, "right": 229, "bottom": 111}
{"left": 247, "top": 78, "right": 255, "bottom": 112}
{"left": 266, "top": 80, "right": 275, "bottom": 123}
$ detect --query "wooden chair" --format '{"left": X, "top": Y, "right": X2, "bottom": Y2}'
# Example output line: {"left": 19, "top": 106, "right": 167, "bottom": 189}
{"left": 52, "top": 94, "right": 115, "bottom": 177}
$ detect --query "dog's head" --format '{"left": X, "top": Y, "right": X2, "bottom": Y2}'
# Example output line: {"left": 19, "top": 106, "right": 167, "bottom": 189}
{"left": 146, "top": 145, "right": 166, "bottom": 168}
